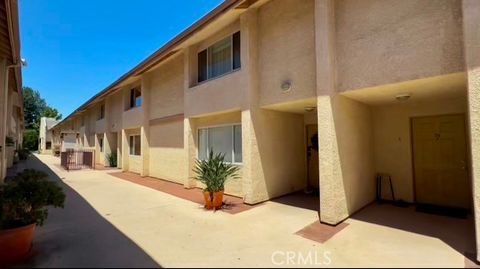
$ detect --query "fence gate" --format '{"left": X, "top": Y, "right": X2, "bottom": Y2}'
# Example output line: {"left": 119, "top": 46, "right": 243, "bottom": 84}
{"left": 60, "top": 149, "right": 95, "bottom": 171}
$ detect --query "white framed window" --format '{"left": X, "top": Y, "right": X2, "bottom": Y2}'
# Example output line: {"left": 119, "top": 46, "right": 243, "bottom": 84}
{"left": 127, "top": 88, "right": 142, "bottom": 110}
{"left": 129, "top": 135, "right": 141, "bottom": 156}
{"left": 197, "top": 31, "right": 241, "bottom": 83}
{"left": 198, "top": 124, "right": 242, "bottom": 164}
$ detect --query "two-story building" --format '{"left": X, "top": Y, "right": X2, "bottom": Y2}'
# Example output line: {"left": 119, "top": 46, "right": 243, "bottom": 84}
{"left": 51, "top": 0, "right": 480, "bottom": 261}
{"left": 0, "top": 0, "right": 23, "bottom": 182}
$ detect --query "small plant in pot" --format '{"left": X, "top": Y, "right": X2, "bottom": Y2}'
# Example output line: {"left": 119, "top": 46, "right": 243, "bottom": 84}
{"left": 193, "top": 150, "right": 240, "bottom": 210}
{"left": 0, "top": 169, "right": 65, "bottom": 265}
{"left": 105, "top": 152, "right": 117, "bottom": 167}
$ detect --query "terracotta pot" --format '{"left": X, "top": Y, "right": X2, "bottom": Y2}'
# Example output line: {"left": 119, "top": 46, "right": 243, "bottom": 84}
{"left": 203, "top": 191, "right": 213, "bottom": 210}
{"left": 0, "top": 223, "right": 35, "bottom": 265}
{"left": 212, "top": 191, "right": 224, "bottom": 210}
{"left": 203, "top": 191, "right": 224, "bottom": 210}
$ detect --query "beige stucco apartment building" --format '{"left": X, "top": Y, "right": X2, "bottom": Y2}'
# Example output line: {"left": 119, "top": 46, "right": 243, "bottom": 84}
{"left": 50, "top": 0, "right": 480, "bottom": 261}
{"left": 0, "top": 0, "right": 23, "bottom": 182}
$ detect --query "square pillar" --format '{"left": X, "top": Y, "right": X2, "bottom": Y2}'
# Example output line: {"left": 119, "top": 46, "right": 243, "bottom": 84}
{"left": 140, "top": 78, "right": 150, "bottom": 177}
{"left": 463, "top": 0, "right": 480, "bottom": 262}
{"left": 315, "top": 0, "right": 349, "bottom": 224}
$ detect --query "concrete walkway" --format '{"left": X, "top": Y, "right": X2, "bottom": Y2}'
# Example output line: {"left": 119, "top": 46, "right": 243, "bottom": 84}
{"left": 13, "top": 154, "right": 476, "bottom": 267}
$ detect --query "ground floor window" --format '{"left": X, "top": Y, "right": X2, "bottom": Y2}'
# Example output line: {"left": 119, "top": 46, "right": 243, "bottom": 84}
{"left": 198, "top": 124, "right": 242, "bottom": 163}
{"left": 129, "top": 135, "right": 141, "bottom": 156}
{"left": 99, "top": 136, "right": 104, "bottom": 152}
{"left": 46, "top": 141, "right": 52, "bottom": 150}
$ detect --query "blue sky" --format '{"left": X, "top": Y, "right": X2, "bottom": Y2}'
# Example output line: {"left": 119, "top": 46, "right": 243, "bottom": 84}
{"left": 19, "top": 0, "right": 223, "bottom": 118}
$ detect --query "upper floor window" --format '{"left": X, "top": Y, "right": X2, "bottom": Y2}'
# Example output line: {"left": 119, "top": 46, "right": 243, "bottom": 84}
{"left": 198, "top": 31, "right": 241, "bottom": 83}
{"left": 128, "top": 88, "right": 142, "bottom": 109}
{"left": 98, "top": 104, "right": 105, "bottom": 120}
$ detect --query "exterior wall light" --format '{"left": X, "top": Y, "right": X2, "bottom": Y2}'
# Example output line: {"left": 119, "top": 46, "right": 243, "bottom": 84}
{"left": 281, "top": 80, "right": 292, "bottom": 93}
{"left": 395, "top": 93, "right": 411, "bottom": 101}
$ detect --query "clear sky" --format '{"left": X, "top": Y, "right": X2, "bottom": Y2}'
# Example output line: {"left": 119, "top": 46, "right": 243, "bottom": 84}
{"left": 19, "top": 0, "right": 223, "bottom": 118}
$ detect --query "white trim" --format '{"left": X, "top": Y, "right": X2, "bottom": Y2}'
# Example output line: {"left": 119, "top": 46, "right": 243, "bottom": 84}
{"left": 129, "top": 134, "right": 141, "bottom": 156}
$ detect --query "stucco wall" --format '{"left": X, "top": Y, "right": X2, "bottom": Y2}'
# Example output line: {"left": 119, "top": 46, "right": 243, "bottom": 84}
{"left": 318, "top": 93, "right": 375, "bottom": 224}
{"left": 108, "top": 91, "right": 123, "bottom": 132}
{"left": 148, "top": 54, "right": 184, "bottom": 120}
{"left": 332, "top": 95, "right": 375, "bottom": 213}
{"left": 335, "top": 0, "right": 464, "bottom": 91}
{"left": 258, "top": 0, "right": 316, "bottom": 106}
{"left": 372, "top": 96, "right": 467, "bottom": 202}
{"left": 249, "top": 109, "right": 307, "bottom": 200}
{"left": 123, "top": 107, "right": 143, "bottom": 129}
{"left": 149, "top": 119, "right": 185, "bottom": 184}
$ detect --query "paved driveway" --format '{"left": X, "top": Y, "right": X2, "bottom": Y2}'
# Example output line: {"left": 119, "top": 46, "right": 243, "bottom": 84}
{"left": 13, "top": 154, "right": 475, "bottom": 267}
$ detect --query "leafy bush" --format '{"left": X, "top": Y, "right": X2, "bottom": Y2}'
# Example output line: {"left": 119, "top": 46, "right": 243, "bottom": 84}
{"left": 22, "top": 129, "right": 38, "bottom": 151}
{"left": 17, "top": 148, "right": 30, "bottom": 160}
{"left": 0, "top": 169, "right": 65, "bottom": 229}
{"left": 193, "top": 150, "right": 240, "bottom": 193}
{"left": 105, "top": 152, "right": 117, "bottom": 167}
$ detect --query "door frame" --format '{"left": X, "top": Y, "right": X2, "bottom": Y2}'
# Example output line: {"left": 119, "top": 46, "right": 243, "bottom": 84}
{"left": 409, "top": 112, "right": 470, "bottom": 206}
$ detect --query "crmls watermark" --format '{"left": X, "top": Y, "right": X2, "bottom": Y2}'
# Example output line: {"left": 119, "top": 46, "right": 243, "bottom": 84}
{"left": 271, "top": 250, "right": 332, "bottom": 266}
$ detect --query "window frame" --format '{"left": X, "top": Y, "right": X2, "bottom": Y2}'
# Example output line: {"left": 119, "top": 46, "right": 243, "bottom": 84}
{"left": 129, "top": 135, "right": 141, "bottom": 156}
{"left": 98, "top": 104, "right": 105, "bottom": 120}
{"left": 197, "top": 31, "right": 241, "bottom": 84}
{"left": 127, "top": 88, "right": 142, "bottom": 110}
{"left": 197, "top": 123, "right": 242, "bottom": 165}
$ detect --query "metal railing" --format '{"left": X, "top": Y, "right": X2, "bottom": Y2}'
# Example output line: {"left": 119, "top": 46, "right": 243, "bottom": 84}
{"left": 60, "top": 149, "right": 95, "bottom": 171}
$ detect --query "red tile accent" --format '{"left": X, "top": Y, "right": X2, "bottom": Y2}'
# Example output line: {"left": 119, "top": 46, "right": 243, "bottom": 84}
{"left": 295, "top": 221, "right": 349, "bottom": 244}
{"left": 108, "top": 171, "right": 259, "bottom": 214}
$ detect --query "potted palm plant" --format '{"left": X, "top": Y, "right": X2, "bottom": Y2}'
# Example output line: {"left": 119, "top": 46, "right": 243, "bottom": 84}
{"left": 193, "top": 150, "right": 240, "bottom": 210}
{"left": 0, "top": 169, "right": 65, "bottom": 265}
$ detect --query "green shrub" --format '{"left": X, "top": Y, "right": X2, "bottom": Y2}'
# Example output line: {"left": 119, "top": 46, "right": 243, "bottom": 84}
{"left": 193, "top": 150, "right": 240, "bottom": 193}
{"left": 0, "top": 169, "right": 65, "bottom": 229}
{"left": 22, "top": 129, "right": 38, "bottom": 151}
{"left": 105, "top": 152, "right": 117, "bottom": 167}
{"left": 17, "top": 148, "right": 30, "bottom": 160}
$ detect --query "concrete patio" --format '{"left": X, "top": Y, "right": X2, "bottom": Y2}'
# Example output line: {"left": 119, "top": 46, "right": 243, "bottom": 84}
{"left": 9, "top": 154, "right": 477, "bottom": 267}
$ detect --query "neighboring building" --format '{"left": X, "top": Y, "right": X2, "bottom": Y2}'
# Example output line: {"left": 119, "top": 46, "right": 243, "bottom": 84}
{"left": 38, "top": 117, "right": 59, "bottom": 154}
{"left": 0, "top": 0, "right": 24, "bottom": 182}
{"left": 50, "top": 0, "right": 480, "bottom": 261}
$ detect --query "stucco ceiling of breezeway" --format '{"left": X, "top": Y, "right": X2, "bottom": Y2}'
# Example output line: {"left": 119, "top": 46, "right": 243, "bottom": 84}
{"left": 262, "top": 97, "right": 317, "bottom": 114}
{"left": 341, "top": 72, "right": 467, "bottom": 106}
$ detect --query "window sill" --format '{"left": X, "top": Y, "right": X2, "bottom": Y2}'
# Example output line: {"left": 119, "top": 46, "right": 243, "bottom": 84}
{"left": 189, "top": 68, "right": 241, "bottom": 90}
{"left": 124, "top": 106, "right": 141, "bottom": 112}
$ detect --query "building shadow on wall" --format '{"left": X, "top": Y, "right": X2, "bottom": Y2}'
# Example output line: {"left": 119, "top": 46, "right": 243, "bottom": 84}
{"left": 12, "top": 155, "right": 161, "bottom": 268}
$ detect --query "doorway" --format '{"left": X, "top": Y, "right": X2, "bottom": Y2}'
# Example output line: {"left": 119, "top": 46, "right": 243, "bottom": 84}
{"left": 306, "top": 124, "right": 319, "bottom": 189}
{"left": 411, "top": 114, "right": 470, "bottom": 209}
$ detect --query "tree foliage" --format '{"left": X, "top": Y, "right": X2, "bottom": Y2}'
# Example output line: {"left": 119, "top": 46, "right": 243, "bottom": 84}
{"left": 23, "top": 86, "right": 62, "bottom": 130}
{"left": 23, "top": 87, "right": 47, "bottom": 130}
{"left": 42, "top": 107, "right": 62, "bottom": 120}
{"left": 22, "top": 129, "right": 38, "bottom": 151}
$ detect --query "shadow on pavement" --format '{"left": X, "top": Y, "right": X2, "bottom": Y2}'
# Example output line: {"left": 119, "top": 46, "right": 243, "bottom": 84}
{"left": 11, "top": 155, "right": 161, "bottom": 268}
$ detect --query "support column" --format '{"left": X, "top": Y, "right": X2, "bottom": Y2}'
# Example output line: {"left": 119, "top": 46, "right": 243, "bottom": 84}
{"left": 315, "top": 0, "right": 349, "bottom": 224}
{"left": 463, "top": 0, "right": 480, "bottom": 262}
{"left": 184, "top": 117, "right": 197, "bottom": 188}
{"left": 239, "top": 7, "right": 271, "bottom": 204}
{"left": 121, "top": 129, "right": 128, "bottom": 171}
{"left": 140, "top": 77, "right": 150, "bottom": 177}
